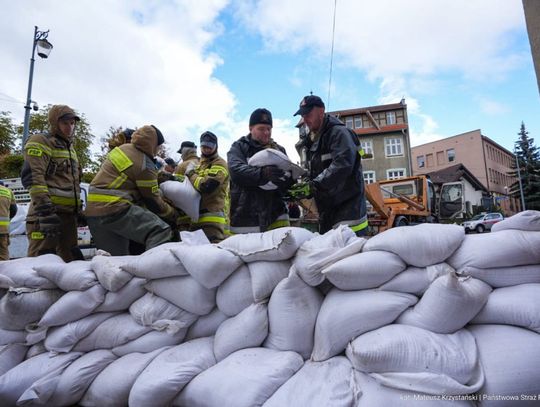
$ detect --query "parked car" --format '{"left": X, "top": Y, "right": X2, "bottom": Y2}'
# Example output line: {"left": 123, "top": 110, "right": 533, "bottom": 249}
{"left": 462, "top": 212, "right": 504, "bottom": 233}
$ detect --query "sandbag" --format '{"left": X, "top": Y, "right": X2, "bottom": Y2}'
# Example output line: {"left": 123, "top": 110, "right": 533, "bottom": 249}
{"left": 457, "top": 264, "right": 540, "bottom": 288}
{"left": 112, "top": 328, "right": 187, "bottom": 356}
{"left": 363, "top": 223, "right": 465, "bottom": 267}
{"left": 491, "top": 210, "right": 540, "bottom": 232}
{"left": 322, "top": 250, "right": 406, "bottom": 290}
{"left": 219, "top": 227, "right": 314, "bottom": 263}
{"left": 0, "top": 328, "right": 27, "bottom": 345}
{"left": 122, "top": 245, "right": 189, "bottom": 279}
{"left": 247, "top": 148, "right": 306, "bottom": 190}
{"left": 25, "top": 342, "right": 47, "bottom": 359}
{"left": 264, "top": 272, "right": 323, "bottom": 359}
{"left": 379, "top": 263, "right": 454, "bottom": 295}
{"left": 0, "top": 344, "right": 27, "bottom": 376}
{"left": 471, "top": 284, "right": 540, "bottom": 333}
{"left": 129, "top": 337, "right": 216, "bottom": 407}
{"left": 90, "top": 254, "right": 134, "bottom": 292}
{"left": 94, "top": 277, "right": 146, "bottom": 312}
{"left": 216, "top": 264, "right": 254, "bottom": 316}
{"left": 312, "top": 288, "right": 417, "bottom": 361}
{"left": 160, "top": 179, "right": 201, "bottom": 221}
{"left": 0, "top": 254, "right": 63, "bottom": 289}
{"left": 0, "top": 288, "right": 63, "bottom": 330}
{"left": 174, "top": 347, "right": 303, "bottom": 407}
{"left": 33, "top": 260, "right": 98, "bottom": 291}
{"left": 248, "top": 260, "right": 291, "bottom": 302}
{"left": 185, "top": 308, "right": 228, "bottom": 341}
{"left": 397, "top": 273, "right": 491, "bottom": 334}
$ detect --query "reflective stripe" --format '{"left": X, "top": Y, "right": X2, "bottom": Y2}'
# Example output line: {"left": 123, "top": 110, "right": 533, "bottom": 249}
{"left": 88, "top": 186, "right": 133, "bottom": 200}
{"left": 49, "top": 187, "right": 80, "bottom": 199}
{"left": 29, "top": 185, "right": 49, "bottom": 195}
{"left": 30, "top": 232, "right": 45, "bottom": 240}
{"left": 108, "top": 173, "right": 128, "bottom": 189}
{"left": 333, "top": 215, "right": 368, "bottom": 232}
{"left": 136, "top": 179, "right": 158, "bottom": 188}
{"left": 321, "top": 153, "right": 332, "bottom": 161}
{"left": 195, "top": 212, "right": 227, "bottom": 225}
{"left": 0, "top": 221, "right": 9, "bottom": 226}
{"left": 108, "top": 147, "right": 133, "bottom": 172}
{"left": 0, "top": 188, "right": 13, "bottom": 198}
{"left": 50, "top": 196, "right": 79, "bottom": 206}
{"left": 230, "top": 214, "right": 289, "bottom": 234}
{"left": 177, "top": 215, "right": 191, "bottom": 223}
{"left": 25, "top": 141, "right": 52, "bottom": 156}
{"left": 205, "top": 165, "right": 228, "bottom": 176}
{"left": 350, "top": 219, "right": 369, "bottom": 232}
{"left": 268, "top": 214, "right": 290, "bottom": 230}
{"left": 193, "top": 176, "right": 202, "bottom": 190}
{"left": 87, "top": 194, "right": 132, "bottom": 205}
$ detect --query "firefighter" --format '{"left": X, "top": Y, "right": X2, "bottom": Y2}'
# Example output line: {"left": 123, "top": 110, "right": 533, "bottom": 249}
{"left": 21, "top": 105, "right": 83, "bottom": 262}
{"left": 85, "top": 125, "right": 179, "bottom": 255}
{"left": 185, "top": 131, "right": 229, "bottom": 242}
{"left": 0, "top": 182, "right": 17, "bottom": 261}
{"left": 107, "top": 128, "right": 135, "bottom": 151}
{"left": 289, "top": 95, "right": 368, "bottom": 236}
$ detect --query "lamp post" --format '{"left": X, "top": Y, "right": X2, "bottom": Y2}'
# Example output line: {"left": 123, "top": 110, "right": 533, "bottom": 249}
{"left": 514, "top": 147, "right": 526, "bottom": 211}
{"left": 22, "top": 26, "right": 53, "bottom": 147}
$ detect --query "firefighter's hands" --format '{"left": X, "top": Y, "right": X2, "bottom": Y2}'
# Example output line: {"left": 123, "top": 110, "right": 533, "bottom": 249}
{"left": 185, "top": 162, "right": 197, "bottom": 178}
{"left": 158, "top": 172, "right": 176, "bottom": 184}
{"left": 261, "top": 165, "right": 286, "bottom": 184}
{"left": 287, "top": 181, "right": 314, "bottom": 200}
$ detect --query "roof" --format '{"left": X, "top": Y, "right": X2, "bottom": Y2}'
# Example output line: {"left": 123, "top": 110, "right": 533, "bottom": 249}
{"left": 426, "top": 163, "right": 487, "bottom": 192}
{"left": 329, "top": 100, "right": 406, "bottom": 116}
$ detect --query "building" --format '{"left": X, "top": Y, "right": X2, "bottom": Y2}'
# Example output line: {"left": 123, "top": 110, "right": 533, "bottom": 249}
{"left": 411, "top": 129, "right": 520, "bottom": 214}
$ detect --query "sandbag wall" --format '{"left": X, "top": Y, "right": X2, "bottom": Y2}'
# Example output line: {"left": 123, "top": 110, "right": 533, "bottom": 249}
{"left": 0, "top": 211, "right": 539, "bottom": 406}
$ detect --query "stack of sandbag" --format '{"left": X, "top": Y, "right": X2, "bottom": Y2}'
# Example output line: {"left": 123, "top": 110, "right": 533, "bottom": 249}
{"left": 0, "top": 212, "right": 539, "bottom": 406}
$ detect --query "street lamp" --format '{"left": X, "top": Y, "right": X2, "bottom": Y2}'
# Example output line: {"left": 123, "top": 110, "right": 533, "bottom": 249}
{"left": 514, "top": 147, "right": 526, "bottom": 211}
{"left": 22, "top": 26, "right": 53, "bottom": 147}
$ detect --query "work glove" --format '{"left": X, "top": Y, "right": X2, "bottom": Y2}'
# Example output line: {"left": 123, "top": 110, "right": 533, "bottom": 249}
{"left": 175, "top": 174, "right": 186, "bottom": 182}
{"left": 261, "top": 165, "right": 286, "bottom": 184}
{"left": 185, "top": 162, "right": 197, "bottom": 178}
{"left": 158, "top": 172, "right": 176, "bottom": 184}
{"left": 287, "top": 181, "right": 314, "bottom": 200}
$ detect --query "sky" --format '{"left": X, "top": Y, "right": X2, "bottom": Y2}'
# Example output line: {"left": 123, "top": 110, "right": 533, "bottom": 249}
{"left": 0, "top": 0, "right": 538, "bottom": 165}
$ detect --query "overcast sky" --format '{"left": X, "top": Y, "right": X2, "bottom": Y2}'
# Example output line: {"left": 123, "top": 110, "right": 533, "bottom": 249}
{"left": 0, "top": 0, "right": 538, "bottom": 164}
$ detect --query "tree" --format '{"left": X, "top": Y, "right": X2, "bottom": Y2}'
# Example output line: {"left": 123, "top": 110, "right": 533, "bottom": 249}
{"left": 509, "top": 122, "right": 540, "bottom": 210}
{"left": 0, "top": 111, "right": 17, "bottom": 154}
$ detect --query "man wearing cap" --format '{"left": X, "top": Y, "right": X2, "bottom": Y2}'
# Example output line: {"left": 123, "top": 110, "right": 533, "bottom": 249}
{"left": 21, "top": 104, "right": 84, "bottom": 261}
{"left": 291, "top": 95, "right": 368, "bottom": 236}
{"left": 0, "top": 181, "right": 17, "bottom": 261}
{"left": 85, "top": 125, "right": 179, "bottom": 255}
{"left": 175, "top": 141, "right": 200, "bottom": 176}
{"left": 227, "top": 108, "right": 293, "bottom": 234}
{"left": 184, "top": 131, "right": 229, "bottom": 242}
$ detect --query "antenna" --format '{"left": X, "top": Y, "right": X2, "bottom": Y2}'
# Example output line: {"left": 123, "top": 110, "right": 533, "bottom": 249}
{"left": 327, "top": 0, "right": 338, "bottom": 110}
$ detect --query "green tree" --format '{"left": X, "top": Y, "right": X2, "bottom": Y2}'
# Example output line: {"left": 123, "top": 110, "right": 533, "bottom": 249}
{"left": 0, "top": 111, "right": 17, "bottom": 154}
{"left": 0, "top": 154, "right": 24, "bottom": 178}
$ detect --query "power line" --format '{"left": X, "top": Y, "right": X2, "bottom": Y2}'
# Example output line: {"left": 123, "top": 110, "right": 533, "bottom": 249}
{"left": 327, "top": 0, "right": 338, "bottom": 110}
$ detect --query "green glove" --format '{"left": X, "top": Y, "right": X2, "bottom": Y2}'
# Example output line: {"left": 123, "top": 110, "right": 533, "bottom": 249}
{"left": 288, "top": 182, "right": 313, "bottom": 200}
{"left": 175, "top": 174, "right": 185, "bottom": 182}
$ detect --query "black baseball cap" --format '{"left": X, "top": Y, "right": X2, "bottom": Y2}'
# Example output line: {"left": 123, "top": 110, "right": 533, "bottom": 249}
{"left": 177, "top": 141, "right": 196, "bottom": 153}
{"left": 294, "top": 95, "right": 325, "bottom": 116}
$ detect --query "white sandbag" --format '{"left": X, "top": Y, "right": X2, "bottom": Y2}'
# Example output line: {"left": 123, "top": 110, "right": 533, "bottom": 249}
{"left": 469, "top": 324, "right": 540, "bottom": 405}
{"left": 25, "top": 325, "right": 47, "bottom": 346}
{"left": 8, "top": 203, "right": 27, "bottom": 235}
{"left": 0, "top": 288, "right": 63, "bottom": 330}
{"left": 264, "top": 356, "right": 360, "bottom": 407}
{"left": 129, "top": 292, "right": 198, "bottom": 333}
{"left": 0, "top": 328, "right": 27, "bottom": 345}
{"left": 81, "top": 348, "right": 165, "bottom": 407}
{"left": 160, "top": 179, "right": 200, "bottom": 221}
{"left": 397, "top": 273, "right": 492, "bottom": 334}
{"left": 72, "top": 313, "right": 152, "bottom": 352}
{"left": 33, "top": 260, "right": 98, "bottom": 291}
{"left": 0, "top": 254, "right": 63, "bottom": 289}
{"left": 323, "top": 250, "right": 406, "bottom": 290}
{"left": 0, "top": 344, "right": 27, "bottom": 376}
{"left": 219, "top": 227, "right": 314, "bottom": 263}
{"left": 492, "top": 210, "right": 540, "bottom": 232}
{"left": 0, "top": 351, "right": 81, "bottom": 407}
{"left": 248, "top": 260, "right": 291, "bottom": 302}
{"left": 264, "top": 272, "right": 323, "bottom": 359}
{"left": 216, "top": 264, "right": 254, "bottom": 316}
{"left": 247, "top": 148, "right": 306, "bottom": 190}
{"left": 363, "top": 223, "right": 465, "bottom": 267}
{"left": 112, "top": 328, "right": 187, "bottom": 356}
{"left": 471, "top": 284, "right": 540, "bottom": 333}
{"left": 457, "top": 264, "right": 540, "bottom": 288}
{"left": 185, "top": 308, "right": 228, "bottom": 341}
{"left": 129, "top": 337, "right": 216, "bottom": 407}
{"left": 37, "top": 284, "right": 106, "bottom": 328}
{"left": 145, "top": 276, "right": 216, "bottom": 315}
{"left": 379, "top": 263, "right": 454, "bottom": 295}
{"left": 122, "top": 246, "right": 189, "bottom": 279}
{"left": 170, "top": 244, "right": 242, "bottom": 289}
{"left": 180, "top": 229, "right": 211, "bottom": 245}
{"left": 94, "top": 277, "right": 146, "bottom": 312}
{"left": 312, "top": 288, "right": 418, "bottom": 361}
{"left": 214, "top": 302, "right": 268, "bottom": 362}
{"left": 447, "top": 230, "right": 540, "bottom": 270}
{"left": 293, "top": 225, "right": 365, "bottom": 286}
{"left": 45, "top": 312, "right": 118, "bottom": 353}
{"left": 174, "top": 347, "right": 304, "bottom": 407}
{"left": 90, "top": 254, "right": 134, "bottom": 292}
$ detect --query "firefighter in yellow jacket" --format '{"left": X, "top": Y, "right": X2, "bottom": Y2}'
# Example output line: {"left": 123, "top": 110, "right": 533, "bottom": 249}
{"left": 0, "top": 182, "right": 17, "bottom": 261}
{"left": 85, "top": 125, "right": 179, "bottom": 255}
{"left": 185, "top": 131, "right": 229, "bottom": 243}
{"left": 21, "top": 105, "right": 82, "bottom": 262}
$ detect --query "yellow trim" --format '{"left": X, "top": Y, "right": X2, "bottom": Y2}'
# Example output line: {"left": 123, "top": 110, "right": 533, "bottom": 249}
{"left": 25, "top": 141, "right": 52, "bottom": 156}
{"left": 108, "top": 147, "right": 133, "bottom": 172}
{"left": 29, "top": 185, "right": 49, "bottom": 195}
{"left": 0, "top": 221, "right": 9, "bottom": 226}
{"left": 31, "top": 231, "right": 45, "bottom": 240}
{"left": 195, "top": 216, "right": 227, "bottom": 225}
{"left": 107, "top": 173, "right": 128, "bottom": 189}
{"left": 268, "top": 219, "right": 290, "bottom": 230}
{"left": 88, "top": 194, "right": 131, "bottom": 205}
{"left": 50, "top": 196, "right": 79, "bottom": 206}
{"left": 136, "top": 179, "right": 158, "bottom": 187}
{"left": 0, "top": 188, "right": 13, "bottom": 198}
{"left": 350, "top": 219, "right": 369, "bottom": 232}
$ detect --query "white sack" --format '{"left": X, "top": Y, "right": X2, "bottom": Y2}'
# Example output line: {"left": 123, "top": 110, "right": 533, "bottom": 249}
{"left": 247, "top": 148, "right": 306, "bottom": 190}
{"left": 33, "top": 260, "right": 97, "bottom": 291}
{"left": 379, "top": 263, "right": 454, "bottom": 295}
{"left": 25, "top": 326, "right": 47, "bottom": 346}
{"left": 160, "top": 179, "right": 201, "bottom": 221}
{"left": 90, "top": 254, "right": 134, "bottom": 291}
{"left": 185, "top": 308, "right": 228, "bottom": 341}
{"left": 492, "top": 210, "right": 540, "bottom": 232}
{"left": 0, "top": 288, "right": 63, "bottom": 330}
{"left": 293, "top": 225, "right": 365, "bottom": 286}
{"left": 469, "top": 324, "right": 540, "bottom": 405}
{"left": 363, "top": 223, "right": 465, "bottom": 267}
{"left": 323, "top": 250, "right": 406, "bottom": 290}
{"left": 0, "top": 254, "right": 63, "bottom": 289}
{"left": 264, "top": 356, "right": 360, "bottom": 407}
{"left": 129, "top": 337, "right": 216, "bottom": 407}
{"left": 219, "top": 227, "right": 314, "bottom": 263}
{"left": 25, "top": 342, "right": 47, "bottom": 359}
{"left": 144, "top": 276, "right": 216, "bottom": 315}
{"left": 174, "top": 347, "right": 303, "bottom": 407}
{"left": 471, "top": 284, "right": 540, "bottom": 333}
{"left": 81, "top": 348, "right": 165, "bottom": 407}
{"left": 0, "top": 328, "right": 27, "bottom": 345}
{"left": 37, "top": 284, "right": 105, "bottom": 327}
{"left": 457, "top": 264, "right": 540, "bottom": 288}
{"left": 180, "top": 229, "right": 211, "bottom": 245}
{"left": 45, "top": 312, "right": 118, "bottom": 353}
{"left": 94, "top": 277, "right": 146, "bottom": 312}
{"left": 248, "top": 260, "right": 291, "bottom": 302}
{"left": 447, "top": 230, "right": 540, "bottom": 269}
{"left": 264, "top": 272, "right": 323, "bottom": 359}
{"left": 122, "top": 246, "right": 189, "bottom": 279}
{"left": 312, "top": 288, "right": 418, "bottom": 361}
{"left": 112, "top": 328, "right": 187, "bottom": 356}
{"left": 0, "top": 344, "right": 27, "bottom": 376}
{"left": 72, "top": 313, "right": 152, "bottom": 352}
{"left": 8, "top": 203, "right": 27, "bottom": 235}
{"left": 214, "top": 302, "right": 268, "bottom": 362}
{"left": 397, "top": 273, "right": 492, "bottom": 334}
{"left": 170, "top": 244, "right": 242, "bottom": 289}
{"left": 216, "top": 264, "right": 253, "bottom": 316}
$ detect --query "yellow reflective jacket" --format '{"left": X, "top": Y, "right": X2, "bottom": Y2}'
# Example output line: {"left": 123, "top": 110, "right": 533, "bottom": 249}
{"left": 0, "top": 185, "right": 16, "bottom": 234}
{"left": 175, "top": 150, "right": 200, "bottom": 176}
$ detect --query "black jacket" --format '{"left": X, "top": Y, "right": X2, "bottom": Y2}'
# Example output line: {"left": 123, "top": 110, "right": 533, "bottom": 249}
{"left": 227, "top": 135, "right": 289, "bottom": 231}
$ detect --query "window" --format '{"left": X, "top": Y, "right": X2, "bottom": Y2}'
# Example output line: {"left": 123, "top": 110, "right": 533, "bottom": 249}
{"left": 360, "top": 140, "right": 373, "bottom": 157}
{"left": 384, "top": 137, "right": 403, "bottom": 156}
{"left": 345, "top": 117, "right": 353, "bottom": 129}
{"left": 447, "top": 148, "right": 455, "bottom": 162}
{"left": 386, "top": 111, "right": 396, "bottom": 125}
{"left": 387, "top": 168, "right": 406, "bottom": 180}
{"left": 436, "top": 151, "right": 444, "bottom": 165}
{"left": 417, "top": 155, "right": 425, "bottom": 168}
{"left": 426, "top": 153, "right": 434, "bottom": 167}
{"left": 363, "top": 171, "right": 376, "bottom": 184}
{"left": 354, "top": 116, "right": 363, "bottom": 128}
